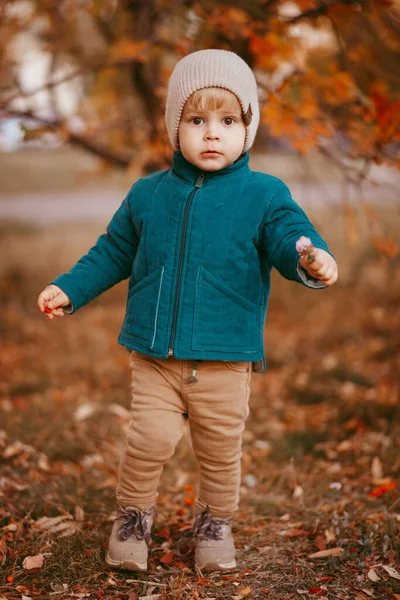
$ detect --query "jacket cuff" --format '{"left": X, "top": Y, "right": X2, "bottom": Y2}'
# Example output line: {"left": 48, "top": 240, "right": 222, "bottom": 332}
{"left": 48, "top": 274, "right": 88, "bottom": 314}
{"left": 296, "top": 260, "right": 327, "bottom": 289}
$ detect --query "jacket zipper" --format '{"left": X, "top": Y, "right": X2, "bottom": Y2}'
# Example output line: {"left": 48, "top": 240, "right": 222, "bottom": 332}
{"left": 168, "top": 172, "right": 205, "bottom": 356}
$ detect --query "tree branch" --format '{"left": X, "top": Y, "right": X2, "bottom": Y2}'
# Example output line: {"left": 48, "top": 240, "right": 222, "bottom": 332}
{"left": 4, "top": 108, "right": 131, "bottom": 168}
{"left": 0, "top": 58, "right": 140, "bottom": 111}
{"left": 284, "top": 0, "right": 366, "bottom": 24}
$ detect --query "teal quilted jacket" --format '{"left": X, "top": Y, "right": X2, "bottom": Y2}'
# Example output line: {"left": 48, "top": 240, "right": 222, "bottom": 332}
{"left": 51, "top": 151, "right": 332, "bottom": 371}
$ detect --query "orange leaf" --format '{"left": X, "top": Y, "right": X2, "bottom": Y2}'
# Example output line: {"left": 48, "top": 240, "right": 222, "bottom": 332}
{"left": 157, "top": 527, "right": 170, "bottom": 539}
{"left": 369, "top": 482, "right": 397, "bottom": 498}
{"left": 371, "top": 237, "right": 399, "bottom": 258}
{"left": 309, "top": 588, "right": 327, "bottom": 596}
{"left": 285, "top": 529, "right": 310, "bottom": 537}
{"left": 309, "top": 547, "right": 344, "bottom": 558}
{"left": 160, "top": 550, "right": 174, "bottom": 564}
{"left": 111, "top": 40, "right": 148, "bottom": 61}
{"left": 236, "top": 587, "right": 252, "bottom": 598}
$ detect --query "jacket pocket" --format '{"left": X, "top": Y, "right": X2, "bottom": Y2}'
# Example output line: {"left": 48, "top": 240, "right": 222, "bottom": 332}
{"left": 192, "top": 268, "right": 260, "bottom": 352}
{"left": 123, "top": 266, "right": 164, "bottom": 349}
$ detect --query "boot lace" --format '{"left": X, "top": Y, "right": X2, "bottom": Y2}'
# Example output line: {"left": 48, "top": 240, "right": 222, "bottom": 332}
{"left": 177, "top": 507, "right": 231, "bottom": 557}
{"left": 116, "top": 506, "right": 153, "bottom": 547}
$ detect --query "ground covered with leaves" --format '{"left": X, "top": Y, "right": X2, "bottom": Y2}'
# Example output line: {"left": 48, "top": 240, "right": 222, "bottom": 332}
{"left": 0, "top": 223, "right": 399, "bottom": 600}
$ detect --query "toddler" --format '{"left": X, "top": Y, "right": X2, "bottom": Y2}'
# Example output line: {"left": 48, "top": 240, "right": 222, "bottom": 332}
{"left": 38, "top": 49, "right": 338, "bottom": 572}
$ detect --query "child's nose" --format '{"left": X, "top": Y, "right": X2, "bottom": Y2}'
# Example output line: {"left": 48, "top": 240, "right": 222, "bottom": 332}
{"left": 205, "top": 129, "right": 220, "bottom": 140}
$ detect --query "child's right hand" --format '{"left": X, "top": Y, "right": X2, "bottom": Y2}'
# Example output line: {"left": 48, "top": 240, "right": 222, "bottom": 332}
{"left": 37, "top": 285, "right": 71, "bottom": 320}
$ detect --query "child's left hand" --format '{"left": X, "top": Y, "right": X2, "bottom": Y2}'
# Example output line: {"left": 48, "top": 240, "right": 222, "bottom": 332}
{"left": 299, "top": 248, "right": 338, "bottom": 286}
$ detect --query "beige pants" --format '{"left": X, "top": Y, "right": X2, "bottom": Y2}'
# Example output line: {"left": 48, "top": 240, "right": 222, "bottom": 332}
{"left": 116, "top": 351, "right": 252, "bottom": 518}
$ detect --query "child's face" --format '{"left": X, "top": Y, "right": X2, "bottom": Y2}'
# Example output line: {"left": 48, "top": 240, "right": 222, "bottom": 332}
{"left": 178, "top": 97, "right": 246, "bottom": 172}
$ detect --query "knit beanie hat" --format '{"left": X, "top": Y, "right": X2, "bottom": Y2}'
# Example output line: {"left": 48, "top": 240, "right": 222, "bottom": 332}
{"left": 165, "top": 49, "right": 260, "bottom": 152}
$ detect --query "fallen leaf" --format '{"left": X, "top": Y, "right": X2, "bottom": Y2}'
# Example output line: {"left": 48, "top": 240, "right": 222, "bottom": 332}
{"left": 293, "top": 485, "right": 303, "bottom": 498}
{"left": 74, "top": 506, "right": 85, "bottom": 521}
{"left": 34, "top": 515, "right": 73, "bottom": 530}
{"left": 3, "top": 523, "right": 18, "bottom": 532}
{"left": 367, "top": 568, "right": 380, "bottom": 582}
{"left": 160, "top": 551, "right": 174, "bottom": 565}
{"left": 382, "top": 565, "right": 400, "bottom": 580}
{"left": 369, "top": 482, "right": 397, "bottom": 497}
{"left": 371, "top": 456, "right": 383, "bottom": 480}
{"left": 22, "top": 554, "right": 44, "bottom": 570}
{"left": 109, "top": 403, "right": 131, "bottom": 418}
{"left": 309, "top": 547, "right": 344, "bottom": 558}
{"left": 235, "top": 587, "right": 252, "bottom": 598}
{"left": 95, "top": 476, "right": 117, "bottom": 490}
{"left": 50, "top": 583, "right": 68, "bottom": 593}
{"left": 73, "top": 403, "right": 96, "bottom": 421}
{"left": 324, "top": 527, "right": 336, "bottom": 543}
{"left": 37, "top": 453, "right": 50, "bottom": 471}
{"left": 285, "top": 529, "right": 309, "bottom": 537}
{"left": 308, "top": 588, "right": 327, "bottom": 596}
{"left": 33, "top": 515, "right": 78, "bottom": 538}
{"left": 3, "top": 441, "right": 35, "bottom": 458}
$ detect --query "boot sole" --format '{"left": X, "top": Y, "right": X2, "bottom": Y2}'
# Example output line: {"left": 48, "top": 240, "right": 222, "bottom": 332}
{"left": 105, "top": 552, "right": 147, "bottom": 572}
{"left": 196, "top": 558, "right": 237, "bottom": 571}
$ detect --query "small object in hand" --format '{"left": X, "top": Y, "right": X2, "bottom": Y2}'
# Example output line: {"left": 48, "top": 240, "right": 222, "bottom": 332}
{"left": 44, "top": 306, "right": 52, "bottom": 314}
{"left": 296, "top": 236, "right": 315, "bottom": 263}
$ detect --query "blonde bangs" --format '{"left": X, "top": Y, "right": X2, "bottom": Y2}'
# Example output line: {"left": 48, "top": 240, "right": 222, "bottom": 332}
{"left": 185, "top": 88, "right": 242, "bottom": 113}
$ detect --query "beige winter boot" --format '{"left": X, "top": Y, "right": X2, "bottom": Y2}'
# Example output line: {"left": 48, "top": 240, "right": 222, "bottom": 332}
{"left": 105, "top": 505, "right": 154, "bottom": 572}
{"left": 178, "top": 507, "right": 236, "bottom": 571}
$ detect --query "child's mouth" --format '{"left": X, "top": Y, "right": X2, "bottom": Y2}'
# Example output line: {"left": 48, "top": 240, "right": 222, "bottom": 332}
{"left": 202, "top": 151, "right": 221, "bottom": 156}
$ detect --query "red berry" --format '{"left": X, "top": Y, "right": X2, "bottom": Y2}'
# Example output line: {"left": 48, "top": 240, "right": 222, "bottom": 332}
{"left": 44, "top": 306, "right": 52, "bottom": 314}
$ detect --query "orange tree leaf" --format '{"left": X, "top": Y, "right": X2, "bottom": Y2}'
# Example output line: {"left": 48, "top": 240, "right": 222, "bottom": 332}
{"left": 371, "top": 238, "right": 399, "bottom": 259}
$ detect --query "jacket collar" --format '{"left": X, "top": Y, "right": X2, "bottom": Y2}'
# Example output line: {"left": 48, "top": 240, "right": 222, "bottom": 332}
{"left": 171, "top": 151, "right": 250, "bottom": 185}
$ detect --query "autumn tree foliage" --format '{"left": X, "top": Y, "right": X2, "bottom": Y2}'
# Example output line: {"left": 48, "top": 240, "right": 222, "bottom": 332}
{"left": 1, "top": 0, "right": 400, "bottom": 177}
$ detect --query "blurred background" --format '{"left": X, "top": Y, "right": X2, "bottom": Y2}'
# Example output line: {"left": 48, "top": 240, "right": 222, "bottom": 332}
{"left": 0, "top": 1, "right": 400, "bottom": 596}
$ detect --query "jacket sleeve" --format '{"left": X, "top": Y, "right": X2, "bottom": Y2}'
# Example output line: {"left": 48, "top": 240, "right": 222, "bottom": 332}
{"left": 50, "top": 186, "right": 140, "bottom": 313}
{"left": 259, "top": 181, "right": 333, "bottom": 289}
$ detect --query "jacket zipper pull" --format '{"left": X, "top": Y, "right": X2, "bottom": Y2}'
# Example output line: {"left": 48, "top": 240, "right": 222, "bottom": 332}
{"left": 195, "top": 173, "right": 205, "bottom": 188}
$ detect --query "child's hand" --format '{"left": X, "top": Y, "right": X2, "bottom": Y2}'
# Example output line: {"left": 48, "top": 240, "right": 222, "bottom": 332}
{"left": 299, "top": 247, "right": 338, "bottom": 286}
{"left": 37, "top": 285, "right": 71, "bottom": 320}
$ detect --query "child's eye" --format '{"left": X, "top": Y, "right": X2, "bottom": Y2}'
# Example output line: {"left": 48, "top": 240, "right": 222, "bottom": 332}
{"left": 191, "top": 117, "right": 203, "bottom": 125}
{"left": 223, "top": 117, "right": 236, "bottom": 125}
